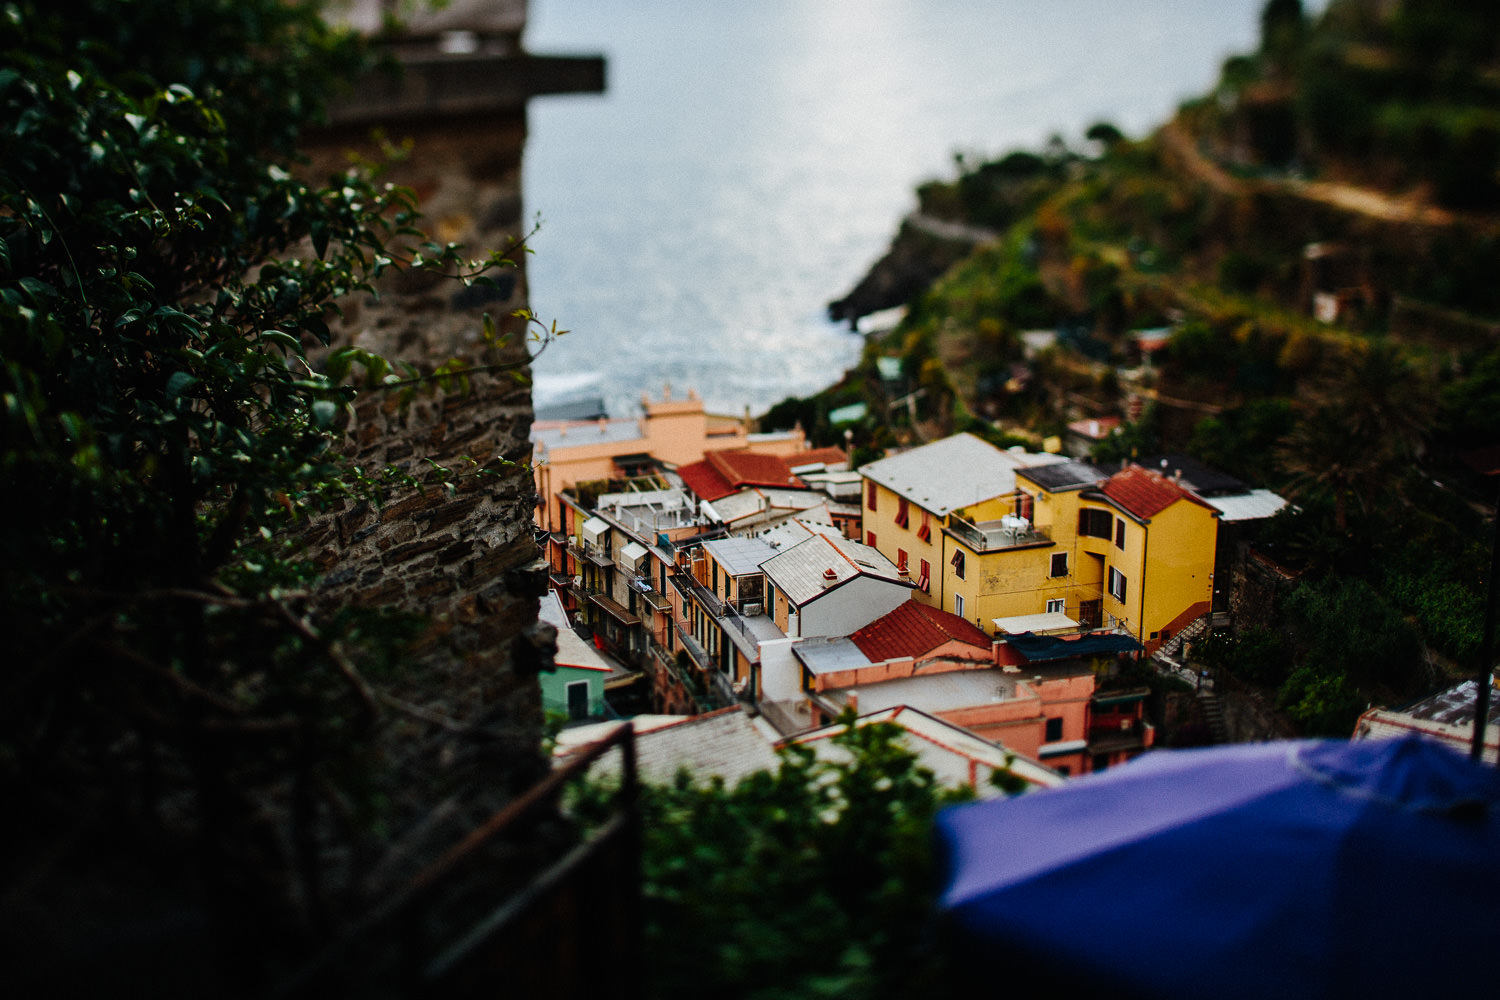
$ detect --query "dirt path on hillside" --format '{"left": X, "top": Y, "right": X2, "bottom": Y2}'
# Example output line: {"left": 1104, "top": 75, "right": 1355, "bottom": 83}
{"left": 1159, "top": 120, "right": 1471, "bottom": 230}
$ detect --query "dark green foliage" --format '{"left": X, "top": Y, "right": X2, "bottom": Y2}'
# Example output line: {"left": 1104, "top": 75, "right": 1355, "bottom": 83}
{"left": 1197, "top": 625, "right": 1294, "bottom": 688}
{"left": 1090, "top": 405, "right": 1159, "bottom": 465}
{"left": 1084, "top": 121, "right": 1126, "bottom": 150}
{"left": 572, "top": 719, "right": 981, "bottom": 999}
{"left": 1188, "top": 398, "right": 1294, "bottom": 485}
{"left": 1293, "top": 1, "right": 1500, "bottom": 206}
{"left": 1260, "top": 0, "right": 1306, "bottom": 55}
{"left": 1438, "top": 350, "right": 1500, "bottom": 452}
{"left": 1275, "top": 663, "right": 1364, "bottom": 736}
{"left": 1280, "top": 576, "right": 1427, "bottom": 731}
{"left": 1382, "top": 567, "right": 1483, "bottom": 666}
{"left": 0, "top": 0, "right": 525, "bottom": 963}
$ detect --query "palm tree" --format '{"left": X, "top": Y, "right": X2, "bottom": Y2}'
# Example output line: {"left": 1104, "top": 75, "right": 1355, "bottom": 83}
{"left": 1276, "top": 340, "right": 1435, "bottom": 534}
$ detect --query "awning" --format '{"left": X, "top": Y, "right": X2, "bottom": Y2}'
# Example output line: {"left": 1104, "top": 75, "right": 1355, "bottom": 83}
{"left": 620, "top": 540, "right": 648, "bottom": 572}
{"left": 1003, "top": 631, "right": 1142, "bottom": 663}
{"left": 1038, "top": 739, "right": 1088, "bottom": 758}
{"left": 1094, "top": 689, "right": 1150, "bottom": 707}
{"left": 993, "top": 612, "right": 1079, "bottom": 635}
{"left": 581, "top": 516, "right": 609, "bottom": 544}
{"left": 588, "top": 593, "right": 641, "bottom": 627}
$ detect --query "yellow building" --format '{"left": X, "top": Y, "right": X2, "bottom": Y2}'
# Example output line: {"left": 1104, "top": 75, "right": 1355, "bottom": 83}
{"left": 860, "top": 436, "right": 1219, "bottom": 652}
{"left": 857, "top": 433, "right": 1067, "bottom": 615}
{"left": 944, "top": 462, "right": 1219, "bottom": 651}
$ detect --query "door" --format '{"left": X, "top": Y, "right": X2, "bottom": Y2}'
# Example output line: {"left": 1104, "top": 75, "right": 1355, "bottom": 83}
{"left": 566, "top": 680, "right": 590, "bottom": 719}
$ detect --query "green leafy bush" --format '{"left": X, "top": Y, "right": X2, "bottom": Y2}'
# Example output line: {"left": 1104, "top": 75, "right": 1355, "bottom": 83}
{"left": 571, "top": 719, "right": 984, "bottom": 999}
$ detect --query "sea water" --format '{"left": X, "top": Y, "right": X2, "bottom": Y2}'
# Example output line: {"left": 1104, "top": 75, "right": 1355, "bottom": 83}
{"left": 523, "top": 0, "right": 1298, "bottom": 420}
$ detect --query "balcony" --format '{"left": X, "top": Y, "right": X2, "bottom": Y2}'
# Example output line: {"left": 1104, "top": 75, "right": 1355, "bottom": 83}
{"left": 676, "top": 572, "right": 729, "bottom": 619}
{"left": 947, "top": 514, "right": 1051, "bottom": 552}
{"left": 672, "top": 620, "right": 716, "bottom": 674}
{"left": 628, "top": 576, "right": 673, "bottom": 613}
{"left": 608, "top": 502, "right": 703, "bottom": 540}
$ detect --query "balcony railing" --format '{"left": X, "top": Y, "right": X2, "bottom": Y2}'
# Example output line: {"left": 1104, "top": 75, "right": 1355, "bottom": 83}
{"left": 677, "top": 573, "right": 729, "bottom": 619}
{"left": 947, "top": 515, "right": 1051, "bottom": 552}
{"left": 672, "top": 620, "right": 716, "bottom": 674}
{"left": 629, "top": 577, "right": 672, "bottom": 613}
{"left": 609, "top": 503, "right": 703, "bottom": 540}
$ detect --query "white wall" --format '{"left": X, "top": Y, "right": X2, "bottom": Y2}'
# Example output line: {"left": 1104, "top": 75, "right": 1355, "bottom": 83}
{"left": 758, "top": 638, "right": 803, "bottom": 704}
{"left": 800, "top": 579, "right": 910, "bottom": 638}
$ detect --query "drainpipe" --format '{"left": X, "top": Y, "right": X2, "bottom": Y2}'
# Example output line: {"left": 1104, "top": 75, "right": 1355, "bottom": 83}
{"left": 939, "top": 518, "right": 947, "bottom": 611}
{"left": 1137, "top": 518, "right": 1149, "bottom": 654}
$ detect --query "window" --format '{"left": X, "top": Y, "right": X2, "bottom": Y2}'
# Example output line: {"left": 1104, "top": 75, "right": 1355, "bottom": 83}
{"left": 1050, "top": 552, "right": 1068, "bottom": 578}
{"left": 1046, "top": 598, "right": 1065, "bottom": 614}
{"left": 950, "top": 549, "right": 966, "bottom": 579}
{"left": 1079, "top": 508, "right": 1112, "bottom": 539}
{"left": 1109, "top": 566, "right": 1127, "bottom": 601}
{"left": 897, "top": 548, "right": 908, "bottom": 572}
{"left": 954, "top": 593, "right": 965, "bottom": 618}
{"left": 1045, "top": 716, "right": 1064, "bottom": 742}
{"left": 1114, "top": 517, "right": 1126, "bottom": 549}
{"left": 896, "top": 496, "right": 910, "bottom": 528}
{"left": 866, "top": 531, "right": 877, "bottom": 548}
{"left": 918, "top": 558, "right": 931, "bottom": 593}
{"left": 866, "top": 481, "right": 877, "bottom": 511}
{"left": 917, "top": 511, "right": 931, "bottom": 542}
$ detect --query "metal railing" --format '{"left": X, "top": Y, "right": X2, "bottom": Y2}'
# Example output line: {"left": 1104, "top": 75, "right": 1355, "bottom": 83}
{"left": 947, "top": 514, "right": 1051, "bottom": 552}
{"left": 278, "top": 725, "right": 641, "bottom": 999}
{"left": 677, "top": 573, "right": 729, "bottom": 619}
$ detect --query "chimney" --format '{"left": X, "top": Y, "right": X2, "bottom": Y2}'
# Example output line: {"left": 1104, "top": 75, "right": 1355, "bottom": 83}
{"left": 822, "top": 568, "right": 838, "bottom": 588}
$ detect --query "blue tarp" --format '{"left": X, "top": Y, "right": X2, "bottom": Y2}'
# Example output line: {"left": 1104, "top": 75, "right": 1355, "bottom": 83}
{"left": 1001, "top": 631, "right": 1141, "bottom": 663}
{"left": 937, "top": 736, "right": 1500, "bottom": 1000}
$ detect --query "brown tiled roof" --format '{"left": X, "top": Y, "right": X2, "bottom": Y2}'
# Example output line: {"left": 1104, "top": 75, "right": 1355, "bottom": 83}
{"left": 850, "top": 600, "right": 991, "bottom": 663}
{"left": 1101, "top": 465, "right": 1215, "bottom": 519}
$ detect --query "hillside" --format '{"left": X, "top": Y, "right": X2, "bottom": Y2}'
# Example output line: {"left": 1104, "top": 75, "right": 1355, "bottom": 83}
{"left": 771, "top": 0, "right": 1500, "bottom": 737}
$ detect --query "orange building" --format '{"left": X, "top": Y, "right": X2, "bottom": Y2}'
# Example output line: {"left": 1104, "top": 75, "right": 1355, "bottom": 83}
{"left": 531, "top": 387, "right": 807, "bottom": 532}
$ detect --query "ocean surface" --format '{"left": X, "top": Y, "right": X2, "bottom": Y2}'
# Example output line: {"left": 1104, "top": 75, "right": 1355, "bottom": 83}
{"left": 522, "top": 0, "right": 1291, "bottom": 420}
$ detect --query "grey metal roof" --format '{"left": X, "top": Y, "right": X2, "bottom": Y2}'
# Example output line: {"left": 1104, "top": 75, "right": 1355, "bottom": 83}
{"left": 533, "top": 396, "right": 608, "bottom": 422}
{"left": 826, "top": 667, "right": 1021, "bottom": 715}
{"left": 1138, "top": 454, "right": 1247, "bottom": 496}
{"left": 761, "top": 532, "right": 903, "bottom": 606}
{"left": 1020, "top": 460, "right": 1109, "bottom": 493}
{"left": 568, "top": 711, "right": 782, "bottom": 786}
{"left": 759, "top": 515, "right": 842, "bottom": 551}
{"left": 702, "top": 536, "right": 778, "bottom": 576}
{"left": 792, "top": 636, "right": 871, "bottom": 676}
{"left": 531, "top": 418, "right": 645, "bottom": 454}
{"left": 793, "top": 706, "right": 1064, "bottom": 792}
{"left": 859, "top": 433, "right": 1067, "bottom": 516}
{"left": 1205, "top": 489, "right": 1289, "bottom": 523}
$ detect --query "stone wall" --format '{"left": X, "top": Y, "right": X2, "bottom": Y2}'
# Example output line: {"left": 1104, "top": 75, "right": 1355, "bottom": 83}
{"left": 292, "top": 72, "right": 558, "bottom": 900}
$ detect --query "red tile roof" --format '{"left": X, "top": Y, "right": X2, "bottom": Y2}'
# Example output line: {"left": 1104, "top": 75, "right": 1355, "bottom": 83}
{"left": 707, "top": 449, "right": 805, "bottom": 490}
{"left": 788, "top": 446, "right": 849, "bottom": 470}
{"left": 1101, "top": 465, "right": 1215, "bottom": 519}
{"left": 677, "top": 459, "right": 736, "bottom": 501}
{"left": 850, "top": 600, "right": 992, "bottom": 663}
